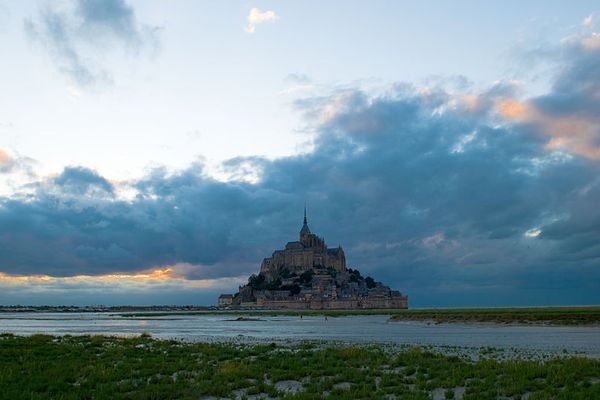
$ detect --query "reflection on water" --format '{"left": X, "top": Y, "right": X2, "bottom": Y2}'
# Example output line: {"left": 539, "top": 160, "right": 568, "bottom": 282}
{"left": 1, "top": 313, "right": 599, "bottom": 356}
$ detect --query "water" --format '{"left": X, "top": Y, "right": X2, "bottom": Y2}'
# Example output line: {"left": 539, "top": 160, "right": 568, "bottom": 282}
{"left": 1, "top": 312, "right": 599, "bottom": 357}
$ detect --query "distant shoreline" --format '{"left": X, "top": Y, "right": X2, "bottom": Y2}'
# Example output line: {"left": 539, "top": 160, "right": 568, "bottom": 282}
{"left": 122, "top": 306, "right": 600, "bottom": 325}
{"left": 1, "top": 305, "right": 599, "bottom": 325}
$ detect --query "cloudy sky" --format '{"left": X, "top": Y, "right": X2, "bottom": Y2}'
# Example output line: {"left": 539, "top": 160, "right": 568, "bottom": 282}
{"left": 1, "top": 0, "right": 599, "bottom": 306}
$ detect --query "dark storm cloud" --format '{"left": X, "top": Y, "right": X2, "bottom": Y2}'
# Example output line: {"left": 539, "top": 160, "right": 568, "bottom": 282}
{"left": 24, "top": 0, "right": 160, "bottom": 86}
{"left": 2, "top": 33, "right": 600, "bottom": 306}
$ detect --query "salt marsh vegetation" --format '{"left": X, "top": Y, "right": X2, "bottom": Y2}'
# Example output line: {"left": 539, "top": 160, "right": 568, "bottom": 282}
{"left": 1, "top": 333, "right": 598, "bottom": 399}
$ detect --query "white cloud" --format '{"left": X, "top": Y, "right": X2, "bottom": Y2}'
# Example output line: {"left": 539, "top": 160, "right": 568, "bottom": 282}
{"left": 244, "top": 8, "right": 277, "bottom": 33}
{"left": 581, "top": 32, "right": 600, "bottom": 50}
{"left": 582, "top": 14, "right": 593, "bottom": 26}
{"left": 67, "top": 86, "right": 82, "bottom": 97}
{"left": 524, "top": 228, "right": 541, "bottom": 238}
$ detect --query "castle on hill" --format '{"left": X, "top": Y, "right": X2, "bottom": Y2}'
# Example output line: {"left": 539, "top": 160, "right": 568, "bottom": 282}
{"left": 219, "top": 209, "right": 408, "bottom": 310}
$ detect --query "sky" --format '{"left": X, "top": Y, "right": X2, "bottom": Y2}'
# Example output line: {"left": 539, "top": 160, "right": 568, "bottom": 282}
{"left": 0, "top": 0, "right": 599, "bottom": 306}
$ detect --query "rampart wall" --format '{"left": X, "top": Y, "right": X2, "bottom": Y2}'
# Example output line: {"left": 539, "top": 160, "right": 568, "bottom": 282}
{"left": 250, "top": 296, "right": 408, "bottom": 310}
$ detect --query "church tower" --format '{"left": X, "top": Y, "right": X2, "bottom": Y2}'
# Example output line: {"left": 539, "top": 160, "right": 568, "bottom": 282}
{"left": 300, "top": 205, "right": 311, "bottom": 245}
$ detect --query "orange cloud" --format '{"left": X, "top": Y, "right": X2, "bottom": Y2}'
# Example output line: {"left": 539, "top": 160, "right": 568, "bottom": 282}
{"left": 496, "top": 98, "right": 600, "bottom": 160}
{"left": 90, "top": 267, "right": 175, "bottom": 281}
{"left": 0, "top": 148, "right": 10, "bottom": 165}
{"left": 496, "top": 99, "right": 530, "bottom": 120}
{"left": 582, "top": 32, "right": 600, "bottom": 50}
{"left": 461, "top": 95, "right": 479, "bottom": 111}
{"left": 0, "top": 267, "right": 243, "bottom": 290}
{"left": 0, "top": 267, "right": 174, "bottom": 284}
{"left": 542, "top": 116, "right": 600, "bottom": 159}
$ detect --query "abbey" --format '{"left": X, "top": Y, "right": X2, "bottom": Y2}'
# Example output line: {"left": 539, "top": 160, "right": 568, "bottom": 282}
{"left": 259, "top": 209, "right": 346, "bottom": 281}
{"left": 220, "top": 209, "right": 408, "bottom": 310}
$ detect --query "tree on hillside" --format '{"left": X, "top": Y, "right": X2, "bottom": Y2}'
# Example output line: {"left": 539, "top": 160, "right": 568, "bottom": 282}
{"left": 365, "top": 276, "right": 376, "bottom": 289}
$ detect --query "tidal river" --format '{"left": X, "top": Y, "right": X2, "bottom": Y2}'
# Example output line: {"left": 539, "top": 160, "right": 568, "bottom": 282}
{"left": 1, "top": 313, "right": 599, "bottom": 357}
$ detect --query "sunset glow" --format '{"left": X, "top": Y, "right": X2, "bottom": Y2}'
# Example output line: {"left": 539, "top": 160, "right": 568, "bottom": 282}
{"left": 0, "top": 268, "right": 244, "bottom": 290}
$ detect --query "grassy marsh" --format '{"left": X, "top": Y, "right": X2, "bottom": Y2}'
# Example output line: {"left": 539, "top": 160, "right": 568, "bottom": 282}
{"left": 1, "top": 333, "right": 599, "bottom": 399}
{"left": 389, "top": 306, "right": 600, "bottom": 325}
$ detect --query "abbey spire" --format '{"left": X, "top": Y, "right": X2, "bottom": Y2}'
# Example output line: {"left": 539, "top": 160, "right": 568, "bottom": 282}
{"left": 300, "top": 205, "right": 311, "bottom": 236}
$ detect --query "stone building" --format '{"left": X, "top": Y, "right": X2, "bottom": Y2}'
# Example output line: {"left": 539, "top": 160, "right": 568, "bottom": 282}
{"left": 260, "top": 208, "right": 346, "bottom": 281}
{"left": 218, "top": 294, "right": 233, "bottom": 306}
{"left": 221, "top": 209, "right": 408, "bottom": 310}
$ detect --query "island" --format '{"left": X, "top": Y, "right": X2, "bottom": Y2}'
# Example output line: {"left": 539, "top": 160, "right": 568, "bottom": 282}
{"left": 219, "top": 209, "right": 408, "bottom": 309}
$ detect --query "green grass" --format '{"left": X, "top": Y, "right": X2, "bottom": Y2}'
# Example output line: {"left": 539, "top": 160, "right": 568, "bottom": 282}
{"left": 389, "top": 306, "right": 600, "bottom": 325}
{"left": 118, "top": 306, "right": 600, "bottom": 325}
{"left": 0, "top": 333, "right": 599, "bottom": 399}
